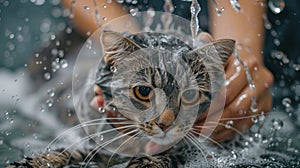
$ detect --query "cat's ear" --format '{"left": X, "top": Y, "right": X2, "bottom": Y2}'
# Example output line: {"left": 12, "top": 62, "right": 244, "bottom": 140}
{"left": 186, "top": 39, "right": 235, "bottom": 64}
{"left": 185, "top": 39, "right": 235, "bottom": 98}
{"left": 101, "top": 30, "right": 141, "bottom": 64}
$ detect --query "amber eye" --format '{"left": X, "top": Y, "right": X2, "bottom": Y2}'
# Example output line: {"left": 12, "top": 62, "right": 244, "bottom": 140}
{"left": 133, "top": 86, "right": 154, "bottom": 101}
{"left": 181, "top": 89, "right": 201, "bottom": 105}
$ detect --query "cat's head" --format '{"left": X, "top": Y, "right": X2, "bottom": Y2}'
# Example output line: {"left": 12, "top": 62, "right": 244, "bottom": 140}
{"left": 96, "top": 30, "right": 235, "bottom": 146}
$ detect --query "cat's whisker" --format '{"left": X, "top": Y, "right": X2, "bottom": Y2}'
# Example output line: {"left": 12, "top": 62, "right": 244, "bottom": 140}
{"left": 106, "top": 130, "right": 143, "bottom": 167}
{"left": 193, "top": 125, "right": 217, "bottom": 128}
{"left": 185, "top": 133, "right": 209, "bottom": 167}
{"left": 101, "top": 100, "right": 115, "bottom": 110}
{"left": 51, "top": 125, "right": 137, "bottom": 163}
{"left": 82, "top": 129, "right": 140, "bottom": 168}
{"left": 46, "top": 118, "right": 133, "bottom": 149}
{"left": 219, "top": 114, "right": 261, "bottom": 121}
{"left": 190, "top": 129, "right": 226, "bottom": 150}
{"left": 206, "top": 121, "right": 244, "bottom": 136}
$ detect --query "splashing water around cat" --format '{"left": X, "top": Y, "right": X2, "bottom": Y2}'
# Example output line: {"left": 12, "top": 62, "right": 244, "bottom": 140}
{"left": 6, "top": 0, "right": 300, "bottom": 167}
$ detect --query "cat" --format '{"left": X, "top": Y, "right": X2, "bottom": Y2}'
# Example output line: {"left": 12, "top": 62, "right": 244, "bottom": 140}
{"left": 8, "top": 30, "right": 235, "bottom": 168}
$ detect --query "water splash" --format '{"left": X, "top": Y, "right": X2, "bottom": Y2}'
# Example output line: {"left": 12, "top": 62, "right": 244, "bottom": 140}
{"left": 211, "top": 0, "right": 223, "bottom": 16}
{"left": 43, "top": 72, "right": 51, "bottom": 80}
{"left": 93, "top": 0, "right": 101, "bottom": 27}
{"left": 60, "top": 59, "right": 68, "bottom": 69}
{"left": 69, "top": 0, "right": 77, "bottom": 19}
{"left": 190, "top": 0, "right": 201, "bottom": 47}
{"left": 229, "top": 0, "right": 241, "bottom": 12}
{"left": 129, "top": 8, "right": 138, "bottom": 16}
{"left": 268, "top": 0, "right": 285, "bottom": 14}
{"left": 161, "top": 0, "right": 174, "bottom": 31}
{"left": 143, "top": 8, "right": 155, "bottom": 31}
{"left": 233, "top": 49, "right": 258, "bottom": 114}
{"left": 262, "top": 14, "right": 272, "bottom": 30}
{"left": 271, "top": 50, "right": 289, "bottom": 64}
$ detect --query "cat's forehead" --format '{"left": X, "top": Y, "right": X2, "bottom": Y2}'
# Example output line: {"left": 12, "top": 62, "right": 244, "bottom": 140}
{"left": 128, "top": 32, "right": 192, "bottom": 52}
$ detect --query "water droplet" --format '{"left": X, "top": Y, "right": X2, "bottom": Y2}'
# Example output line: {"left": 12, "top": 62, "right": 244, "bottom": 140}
{"left": 98, "top": 107, "right": 105, "bottom": 113}
{"left": 254, "top": 133, "right": 262, "bottom": 142}
{"left": 9, "top": 118, "right": 14, "bottom": 124}
{"left": 274, "top": 38, "right": 280, "bottom": 46}
{"left": 86, "top": 39, "right": 93, "bottom": 49}
{"left": 32, "top": 0, "right": 45, "bottom": 5}
{"left": 58, "top": 50, "right": 64, "bottom": 57}
{"left": 50, "top": 34, "right": 56, "bottom": 40}
{"left": 46, "top": 99, "right": 54, "bottom": 107}
{"left": 47, "top": 88, "right": 55, "bottom": 97}
{"left": 293, "top": 64, "right": 300, "bottom": 71}
{"left": 60, "top": 59, "right": 68, "bottom": 68}
{"left": 52, "top": 7, "right": 62, "bottom": 18}
{"left": 56, "top": 41, "right": 60, "bottom": 46}
{"left": 130, "top": 8, "right": 137, "bottom": 16}
{"left": 225, "top": 120, "right": 234, "bottom": 128}
{"left": 117, "top": 0, "right": 124, "bottom": 3}
{"left": 98, "top": 134, "right": 104, "bottom": 141}
{"left": 268, "top": 0, "right": 285, "bottom": 14}
{"left": 0, "top": 137, "right": 3, "bottom": 145}
{"left": 86, "top": 29, "right": 91, "bottom": 36}
{"left": 259, "top": 112, "right": 265, "bottom": 121}
{"left": 251, "top": 115, "right": 258, "bottom": 123}
{"left": 102, "top": 4, "right": 107, "bottom": 8}
{"left": 102, "top": 17, "right": 107, "bottom": 21}
{"left": 66, "top": 27, "right": 72, "bottom": 34}
{"left": 46, "top": 148, "right": 51, "bottom": 152}
{"left": 44, "top": 72, "right": 51, "bottom": 80}
{"left": 282, "top": 97, "right": 291, "bottom": 108}
{"left": 9, "top": 33, "right": 14, "bottom": 39}
{"left": 110, "top": 66, "right": 117, "bottom": 73}
{"left": 83, "top": 5, "right": 90, "bottom": 10}
{"left": 215, "top": 8, "right": 223, "bottom": 16}
{"left": 250, "top": 96, "right": 258, "bottom": 113}
{"left": 271, "top": 50, "right": 289, "bottom": 64}
{"left": 271, "top": 119, "right": 283, "bottom": 130}
{"left": 132, "top": 0, "right": 138, "bottom": 4}
{"left": 231, "top": 150, "right": 238, "bottom": 159}
{"left": 5, "top": 131, "right": 11, "bottom": 136}
{"left": 230, "top": 0, "right": 241, "bottom": 12}
{"left": 249, "top": 83, "right": 256, "bottom": 90}
{"left": 190, "top": 0, "right": 201, "bottom": 47}
{"left": 33, "top": 133, "right": 38, "bottom": 139}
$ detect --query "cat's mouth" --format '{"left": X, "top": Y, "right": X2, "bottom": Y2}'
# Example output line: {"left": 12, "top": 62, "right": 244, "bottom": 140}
{"left": 139, "top": 121, "right": 182, "bottom": 145}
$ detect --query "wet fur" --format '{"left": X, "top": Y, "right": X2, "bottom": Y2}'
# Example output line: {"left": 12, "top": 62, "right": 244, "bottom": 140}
{"left": 9, "top": 31, "right": 235, "bottom": 168}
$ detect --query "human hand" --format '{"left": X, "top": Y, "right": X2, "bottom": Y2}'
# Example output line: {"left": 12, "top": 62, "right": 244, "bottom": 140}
{"left": 90, "top": 32, "right": 274, "bottom": 143}
{"left": 194, "top": 32, "right": 274, "bottom": 142}
{"left": 90, "top": 85, "right": 104, "bottom": 109}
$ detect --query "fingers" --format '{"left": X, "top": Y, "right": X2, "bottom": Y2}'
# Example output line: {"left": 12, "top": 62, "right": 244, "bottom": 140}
{"left": 90, "top": 85, "right": 104, "bottom": 109}
{"left": 225, "top": 55, "right": 257, "bottom": 105}
{"left": 209, "top": 89, "right": 272, "bottom": 142}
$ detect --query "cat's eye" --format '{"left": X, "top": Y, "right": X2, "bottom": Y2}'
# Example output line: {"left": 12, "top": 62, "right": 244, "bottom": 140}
{"left": 133, "top": 86, "right": 154, "bottom": 101}
{"left": 181, "top": 89, "right": 201, "bottom": 105}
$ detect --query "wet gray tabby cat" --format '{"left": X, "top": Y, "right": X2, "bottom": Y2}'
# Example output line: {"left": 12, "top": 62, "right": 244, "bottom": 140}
{"left": 9, "top": 31, "right": 235, "bottom": 168}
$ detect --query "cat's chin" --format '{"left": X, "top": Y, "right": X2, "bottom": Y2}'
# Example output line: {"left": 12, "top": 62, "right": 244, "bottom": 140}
{"left": 148, "top": 129, "right": 182, "bottom": 146}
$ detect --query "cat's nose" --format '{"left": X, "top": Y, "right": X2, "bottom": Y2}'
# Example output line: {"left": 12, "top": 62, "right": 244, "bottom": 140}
{"left": 157, "top": 109, "right": 175, "bottom": 130}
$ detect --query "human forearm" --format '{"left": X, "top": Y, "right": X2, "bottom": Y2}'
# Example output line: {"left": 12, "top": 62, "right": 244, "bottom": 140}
{"left": 208, "top": 0, "right": 266, "bottom": 62}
